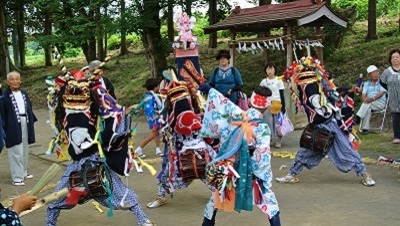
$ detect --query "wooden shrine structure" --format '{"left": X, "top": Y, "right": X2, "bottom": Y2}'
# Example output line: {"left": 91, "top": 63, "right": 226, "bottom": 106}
{"left": 204, "top": 0, "right": 347, "bottom": 66}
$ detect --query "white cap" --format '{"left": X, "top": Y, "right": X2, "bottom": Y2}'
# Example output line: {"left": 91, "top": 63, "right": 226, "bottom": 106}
{"left": 366, "top": 65, "right": 378, "bottom": 74}
{"left": 80, "top": 65, "right": 89, "bottom": 71}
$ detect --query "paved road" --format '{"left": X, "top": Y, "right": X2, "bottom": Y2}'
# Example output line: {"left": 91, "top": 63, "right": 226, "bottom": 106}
{"left": 1, "top": 109, "right": 400, "bottom": 226}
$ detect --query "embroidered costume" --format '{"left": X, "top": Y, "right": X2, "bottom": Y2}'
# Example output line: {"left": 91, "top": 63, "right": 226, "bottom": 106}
{"left": 146, "top": 79, "right": 216, "bottom": 208}
{"left": 276, "top": 57, "right": 375, "bottom": 187}
{"left": 45, "top": 69, "right": 154, "bottom": 226}
{"left": 146, "top": 13, "right": 215, "bottom": 208}
{"left": 200, "top": 88, "right": 280, "bottom": 226}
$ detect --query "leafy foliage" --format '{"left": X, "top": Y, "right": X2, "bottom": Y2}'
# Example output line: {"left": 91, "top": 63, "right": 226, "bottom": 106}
{"left": 107, "top": 34, "right": 143, "bottom": 50}
{"left": 333, "top": 0, "right": 400, "bottom": 20}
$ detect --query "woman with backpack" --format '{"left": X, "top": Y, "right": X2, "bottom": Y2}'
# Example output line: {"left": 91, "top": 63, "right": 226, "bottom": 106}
{"left": 209, "top": 49, "right": 243, "bottom": 105}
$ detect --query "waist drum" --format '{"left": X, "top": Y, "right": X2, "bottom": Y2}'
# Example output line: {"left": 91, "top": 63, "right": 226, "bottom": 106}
{"left": 179, "top": 149, "right": 210, "bottom": 182}
{"left": 300, "top": 123, "right": 335, "bottom": 156}
{"left": 69, "top": 163, "right": 112, "bottom": 204}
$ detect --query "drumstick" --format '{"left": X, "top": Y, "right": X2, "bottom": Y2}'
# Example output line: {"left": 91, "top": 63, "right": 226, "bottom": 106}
{"left": 20, "top": 188, "right": 69, "bottom": 217}
{"left": 29, "top": 163, "right": 62, "bottom": 196}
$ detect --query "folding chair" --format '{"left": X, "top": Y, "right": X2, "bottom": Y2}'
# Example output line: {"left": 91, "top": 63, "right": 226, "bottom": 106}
{"left": 359, "top": 96, "right": 390, "bottom": 132}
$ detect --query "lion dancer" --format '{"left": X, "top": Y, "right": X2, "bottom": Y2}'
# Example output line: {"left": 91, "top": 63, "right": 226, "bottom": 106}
{"left": 275, "top": 57, "right": 375, "bottom": 187}
{"left": 45, "top": 68, "right": 155, "bottom": 226}
{"left": 200, "top": 87, "right": 281, "bottom": 226}
{"left": 146, "top": 77, "right": 216, "bottom": 208}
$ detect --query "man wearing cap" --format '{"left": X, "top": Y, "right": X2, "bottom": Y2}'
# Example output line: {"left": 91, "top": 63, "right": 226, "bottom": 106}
{"left": 89, "top": 60, "right": 116, "bottom": 99}
{"left": 80, "top": 65, "right": 90, "bottom": 77}
{"left": 354, "top": 65, "right": 387, "bottom": 134}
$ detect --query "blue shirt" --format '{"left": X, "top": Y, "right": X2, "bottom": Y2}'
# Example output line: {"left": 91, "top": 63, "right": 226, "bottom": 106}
{"left": 362, "top": 80, "right": 386, "bottom": 102}
{"left": 209, "top": 66, "right": 243, "bottom": 104}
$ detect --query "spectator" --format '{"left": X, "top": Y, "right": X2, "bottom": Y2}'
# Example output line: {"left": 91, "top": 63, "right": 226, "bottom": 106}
{"left": 80, "top": 65, "right": 90, "bottom": 77}
{"left": 209, "top": 50, "right": 243, "bottom": 105}
{"left": 129, "top": 78, "right": 163, "bottom": 158}
{"left": 0, "top": 191, "right": 37, "bottom": 225}
{"left": 89, "top": 60, "right": 116, "bottom": 99}
{"left": 260, "top": 62, "right": 286, "bottom": 148}
{"left": 0, "top": 71, "right": 37, "bottom": 186}
{"left": 380, "top": 49, "right": 400, "bottom": 144}
{"left": 354, "top": 65, "right": 386, "bottom": 134}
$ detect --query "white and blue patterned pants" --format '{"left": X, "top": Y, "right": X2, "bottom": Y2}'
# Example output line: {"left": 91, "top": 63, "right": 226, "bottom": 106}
{"left": 290, "top": 119, "right": 366, "bottom": 177}
{"left": 46, "top": 155, "right": 149, "bottom": 226}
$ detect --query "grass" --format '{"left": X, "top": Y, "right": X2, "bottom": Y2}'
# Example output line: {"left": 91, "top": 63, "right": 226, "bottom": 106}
{"left": 4, "top": 17, "right": 399, "bottom": 156}
{"left": 358, "top": 131, "right": 399, "bottom": 159}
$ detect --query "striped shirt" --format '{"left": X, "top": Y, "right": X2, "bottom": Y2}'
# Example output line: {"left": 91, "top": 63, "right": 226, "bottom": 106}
{"left": 380, "top": 66, "right": 400, "bottom": 112}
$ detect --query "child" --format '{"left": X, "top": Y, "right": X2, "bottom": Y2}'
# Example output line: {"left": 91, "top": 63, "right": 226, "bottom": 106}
{"left": 129, "top": 78, "right": 163, "bottom": 158}
{"left": 201, "top": 86, "right": 281, "bottom": 226}
{"left": 259, "top": 62, "right": 286, "bottom": 148}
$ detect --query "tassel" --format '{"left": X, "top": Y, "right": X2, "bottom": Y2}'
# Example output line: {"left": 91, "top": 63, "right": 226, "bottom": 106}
{"left": 65, "top": 188, "right": 88, "bottom": 206}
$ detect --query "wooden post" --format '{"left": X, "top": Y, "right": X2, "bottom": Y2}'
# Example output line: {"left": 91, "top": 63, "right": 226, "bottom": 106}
{"left": 285, "top": 25, "right": 295, "bottom": 122}
{"left": 316, "top": 26, "right": 324, "bottom": 64}
{"left": 286, "top": 26, "right": 293, "bottom": 66}
{"left": 230, "top": 30, "right": 236, "bottom": 66}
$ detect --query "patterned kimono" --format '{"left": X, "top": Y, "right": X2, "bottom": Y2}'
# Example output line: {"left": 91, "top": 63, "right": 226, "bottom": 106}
{"left": 201, "top": 88, "right": 279, "bottom": 220}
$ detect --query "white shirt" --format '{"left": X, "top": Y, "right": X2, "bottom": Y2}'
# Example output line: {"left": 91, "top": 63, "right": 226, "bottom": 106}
{"left": 260, "top": 77, "right": 285, "bottom": 101}
{"left": 12, "top": 90, "right": 26, "bottom": 114}
{"left": 99, "top": 77, "right": 106, "bottom": 90}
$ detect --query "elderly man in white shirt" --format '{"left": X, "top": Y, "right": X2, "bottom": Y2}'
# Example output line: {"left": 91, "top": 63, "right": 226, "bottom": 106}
{"left": 354, "top": 65, "right": 387, "bottom": 134}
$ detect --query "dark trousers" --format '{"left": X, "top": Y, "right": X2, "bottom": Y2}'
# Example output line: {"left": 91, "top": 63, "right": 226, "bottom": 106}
{"left": 393, "top": 112, "right": 400, "bottom": 139}
{"left": 202, "top": 210, "right": 281, "bottom": 226}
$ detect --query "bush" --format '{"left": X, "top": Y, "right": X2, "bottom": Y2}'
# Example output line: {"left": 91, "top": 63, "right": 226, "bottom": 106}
{"left": 107, "top": 34, "right": 143, "bottom": 50}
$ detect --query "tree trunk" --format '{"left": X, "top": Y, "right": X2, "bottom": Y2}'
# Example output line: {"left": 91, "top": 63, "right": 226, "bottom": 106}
{"left": 0, "top": 0, "right": 12, "bottom": 76}
{"left": 141, "top": 0, "right": 167, "bottom": 78}
{"left": 366, "top": 0, "right": 377, "bottom": 40}
{"left": 142, "top": 32, "right": 167, "bottom": 78}
{"left": 95, "top": 6, "right": 104, "bottom": 60}
{"left": 12, "top": 30, "right": 21, "bottom": 67}
{"left": 208, "top": 0, "right": 217, "bottom": 48}
{"left": 167, "top": 0, "right": 174, "bottom": 42}
{"left": 325, "top": 0, "right": 331, "bottom": 6}
{"left": 120, "top": 0, "right": 128, "bottom": 55}
{"left": 83, "top": 8, "right": 97, "bottom": 63}
{"left": 88, "top": 38, "right": 97, "bottom": 61}
{"left": 44, "top": 11, "right": 52, "bottom": 66}
{"left": 16, "top": 0, "right": 25, "bottom": 67}
{"left": 184, "top": 0, "right": 192, "bottom": 16}
{"left": 104, "top": 6, "right": 108, "bottom": 56}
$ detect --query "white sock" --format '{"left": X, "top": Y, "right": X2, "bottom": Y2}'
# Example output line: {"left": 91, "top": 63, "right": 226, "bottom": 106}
{"left": 135, "top": 146, "right": 143, "bottom": 154}
{"left": 156, "top": 147, "right": 161, "bottom": 153}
